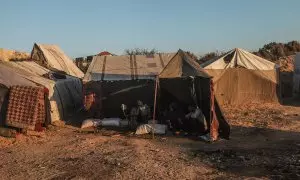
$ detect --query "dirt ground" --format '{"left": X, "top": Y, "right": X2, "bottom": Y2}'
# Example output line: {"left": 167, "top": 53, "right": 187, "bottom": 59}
{"left": 0, "top": 102, "right": 299, "bottom": 180}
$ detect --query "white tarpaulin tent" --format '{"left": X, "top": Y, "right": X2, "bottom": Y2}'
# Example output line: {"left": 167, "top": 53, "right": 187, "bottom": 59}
{"left": 202, "top": 48, "right": 279, "bottom": 105}
{"left": 31, "top": 43, "right": 84, "bottom": 78}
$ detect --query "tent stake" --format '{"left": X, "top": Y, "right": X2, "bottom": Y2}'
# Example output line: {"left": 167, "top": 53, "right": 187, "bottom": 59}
{"left": 152, "top": 76, "right": 159, "bottom": 139}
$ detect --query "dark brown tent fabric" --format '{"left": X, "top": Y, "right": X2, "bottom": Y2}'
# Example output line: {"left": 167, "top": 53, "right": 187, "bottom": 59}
{"left": 85, "top": 80, "right": 155, "bottom": 118}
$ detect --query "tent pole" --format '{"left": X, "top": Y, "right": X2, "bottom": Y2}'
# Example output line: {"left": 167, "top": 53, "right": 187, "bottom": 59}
{"left": 152, "top": 76, "right": 159, "bottom": 139}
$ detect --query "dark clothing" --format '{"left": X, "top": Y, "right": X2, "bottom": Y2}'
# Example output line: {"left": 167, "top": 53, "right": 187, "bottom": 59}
{"left": 166, "top": 109, "right": 185, "bottom": 131}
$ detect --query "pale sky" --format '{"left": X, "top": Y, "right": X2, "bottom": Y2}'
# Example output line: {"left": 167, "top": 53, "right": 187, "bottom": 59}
{"left": 0, "top": 0, "right": 299, "bottom": 58}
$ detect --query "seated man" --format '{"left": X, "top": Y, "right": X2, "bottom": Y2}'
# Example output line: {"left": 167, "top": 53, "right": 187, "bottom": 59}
{"left": 129, "top": 106, "right": 139, "bottom": 129}
{"left": 166, "top": 103, "right": 181, "bottom": 130}
{"left": 137, "top": 100, "right": 151, "bottom": 124}
{"left": 185, "top": 105, "right": 208, "bottom": 134}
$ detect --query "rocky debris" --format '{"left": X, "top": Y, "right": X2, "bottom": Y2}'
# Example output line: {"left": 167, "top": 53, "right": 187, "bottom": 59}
{"left": 0, "top": 48, "right": 29, "bottom": 61}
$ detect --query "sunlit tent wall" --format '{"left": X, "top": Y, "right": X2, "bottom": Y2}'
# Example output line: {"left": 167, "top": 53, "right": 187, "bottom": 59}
{"left": 84, "top": 50, "right": 230, "bottom": 139}
{"left": 31, "top": 43, "right": 84, "bottom": 78}
{"left": 0, "top": 60, "right": 83, "bottom": 124}
{"left": 201, "top": 48, "right": 280, "bottom": 105}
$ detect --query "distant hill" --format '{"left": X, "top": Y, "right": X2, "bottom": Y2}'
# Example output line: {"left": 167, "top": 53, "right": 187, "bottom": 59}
{"left": 253, "top": 41, "right": 300, "bottom": 62}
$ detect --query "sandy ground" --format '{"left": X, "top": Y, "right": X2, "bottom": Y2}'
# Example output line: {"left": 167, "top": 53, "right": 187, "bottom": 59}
{"left": 0, "top": 102, "right": 299, "bottom": 180}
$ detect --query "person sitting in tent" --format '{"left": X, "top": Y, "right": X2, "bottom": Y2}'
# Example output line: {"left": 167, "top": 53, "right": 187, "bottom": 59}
{"left": 137, "top": 100, "right": 151, "bottom": 123}
{"left": 185, "top": 105, "right": 208, "bottom": 134}
{"left": 129, "top": 106, "right": 139, "bottom": 129}
{"left": 165, "top": 102, "right": 185, "bottom": 133}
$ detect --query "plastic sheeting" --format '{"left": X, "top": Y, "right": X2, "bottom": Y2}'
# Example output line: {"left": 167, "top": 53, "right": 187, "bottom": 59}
{"left": 135, "top": 124, "right": 167, "bottom": 135}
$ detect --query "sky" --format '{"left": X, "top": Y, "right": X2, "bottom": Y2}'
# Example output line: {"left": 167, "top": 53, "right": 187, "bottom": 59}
{"left": 0, "top": 0, "right": 299, "bottom": 58}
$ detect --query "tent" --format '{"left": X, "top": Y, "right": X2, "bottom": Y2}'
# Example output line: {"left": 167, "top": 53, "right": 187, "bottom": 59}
{"left": 0, "top": 62, "right": 42, "bottom": 127}
{"left": 83, "top": 52, "right": 176, "bottom": 82}
{"left": 294, "top": 53, "right": 300, "bottom": 94}
{"left": 31, "top": 43, "right": 84, "bottom": 78}
{"left": 84, "top": 50, "right": 230, "bottom": 139}
{"left": 201, "top": 48, "right": 279, "bottom": 105}
{"left": 0, "top": 60, "right": 83, "bottom": 124}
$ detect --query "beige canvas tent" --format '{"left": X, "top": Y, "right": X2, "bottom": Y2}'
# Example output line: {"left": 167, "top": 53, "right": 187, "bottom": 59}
{"left": 0, "top": 60, "right": 83, "bottom": 123}
{"left": 84, "top": 50, "right": 230, "bottom": 139}
{"left": 84, "top": 50, "right": 209, "bottom": 81}
{"left": 83, "top": 52, "right": 176, "bottom": 82}
{"left": 31, "top": 43, "right": 84, "bottom": 78}
{"left": 201, "top": 48, "right": 279, "bottom": 105}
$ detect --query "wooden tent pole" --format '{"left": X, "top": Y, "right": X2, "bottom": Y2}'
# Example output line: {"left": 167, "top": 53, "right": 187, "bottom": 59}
{"left": 152, "top": 76, "right": 159, "bottom": 139}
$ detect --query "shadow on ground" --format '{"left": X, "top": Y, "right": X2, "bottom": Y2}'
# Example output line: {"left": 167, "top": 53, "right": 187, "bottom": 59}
{"left": 165, "top": 125, "right": 300, "bottom": 179}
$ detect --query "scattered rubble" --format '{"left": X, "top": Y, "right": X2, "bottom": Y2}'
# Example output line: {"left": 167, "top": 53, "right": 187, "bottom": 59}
{"left": 0, "top": 48, "right": 29, "bottom": 61}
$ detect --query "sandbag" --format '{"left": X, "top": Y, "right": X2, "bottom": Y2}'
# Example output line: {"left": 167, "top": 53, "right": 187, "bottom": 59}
{"left": 101, "top": 118, "right": 121, "bottom": 127}
{"left": 135, "top": 124, "right": 167, "bottom": 135}
{"left": 81, "top": 119, "right": 101, "bottom": 129}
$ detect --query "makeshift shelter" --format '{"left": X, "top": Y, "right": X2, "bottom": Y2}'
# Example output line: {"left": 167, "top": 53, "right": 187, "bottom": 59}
{"left": 84, "top": 50, "right": 230, "bottom": 139}
{"left": 202, "top": 48, "right": 279, "bottom": 105}
{"left": 0, "top": 62, "right": 44, "bottom": 129}
{"left": 83, "top": 52, "right": 175, "bottom": 117}
{"left": 293, "top": 53, "right": 300, "bottom": 94}
{"left": 31, "top": 43, "right": 84, "bottom": 78}
{"left": 0, "top": 60, "right": 83, "bottom": 125}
